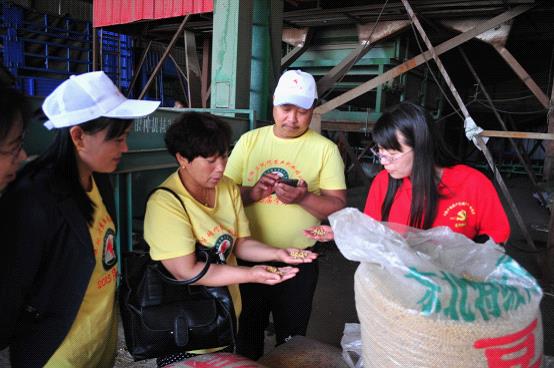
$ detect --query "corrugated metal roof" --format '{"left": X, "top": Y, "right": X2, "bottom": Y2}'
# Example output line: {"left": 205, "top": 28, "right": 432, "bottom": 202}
{"left": 93, "top": 0, "right": 213, "bottom": 28}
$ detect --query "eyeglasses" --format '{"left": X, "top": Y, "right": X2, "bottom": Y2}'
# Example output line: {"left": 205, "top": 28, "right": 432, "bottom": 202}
{"left": 370, "top": 146, "right": 412, "bottom": 164}
{"left": 0, "top": 134, "right": 25, "bottom": 162}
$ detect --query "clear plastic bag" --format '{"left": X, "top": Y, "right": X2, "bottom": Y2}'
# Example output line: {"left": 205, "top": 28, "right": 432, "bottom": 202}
{"left": 329, "top": 208, "right": 544, "bottom": 368}
{"left": 341, "top": 323, "right": 364, "bottom": 368}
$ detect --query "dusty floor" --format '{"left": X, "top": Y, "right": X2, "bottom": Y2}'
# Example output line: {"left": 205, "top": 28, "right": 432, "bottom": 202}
{"left": 1, "top": 176, "right": 552, "bottom": 367}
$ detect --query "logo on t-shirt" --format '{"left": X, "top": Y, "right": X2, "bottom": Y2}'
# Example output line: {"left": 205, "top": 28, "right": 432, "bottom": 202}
{"left": 263, "top": 167, "right": 289, "bottom": 179}
{"left": 442, "top": 201, "right": 475, "bottom": 229}
{"left": 214, "top": 234, "right": 233, "bottom": 262}
{"left": 102, "top": 229, "right": 117, "bottom": 270}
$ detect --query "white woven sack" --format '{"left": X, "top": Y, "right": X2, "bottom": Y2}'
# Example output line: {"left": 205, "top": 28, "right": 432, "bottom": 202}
{"left": 331, "top": 208, "right": 543, "bottom": 368}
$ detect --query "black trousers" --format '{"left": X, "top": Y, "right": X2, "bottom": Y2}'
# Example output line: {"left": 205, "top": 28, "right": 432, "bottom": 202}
{"left": 236, "top": 259, "right": 319, "bottom": 360}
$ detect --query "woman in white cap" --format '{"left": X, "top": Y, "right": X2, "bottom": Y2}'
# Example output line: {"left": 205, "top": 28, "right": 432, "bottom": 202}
{"left": 0, "top": 71, "right": 159, "bottom": 368}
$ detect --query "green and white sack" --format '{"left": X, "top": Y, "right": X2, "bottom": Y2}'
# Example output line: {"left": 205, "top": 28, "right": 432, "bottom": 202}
{"left": 330, "top": 208, "right": 543, "bottom": 368}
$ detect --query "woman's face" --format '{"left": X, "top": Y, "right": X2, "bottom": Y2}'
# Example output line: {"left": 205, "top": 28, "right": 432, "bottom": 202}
{"left": 378, "top": 132, "right": 414, "bottom": 179}
{"left": 0, "top": 117, "right": 27, "bottom": 191}
{"left": 76, "top": 125, "right": 131, "bottom": 174}
{"left": 180, "top": 153, "right": 228, "bottom": 189}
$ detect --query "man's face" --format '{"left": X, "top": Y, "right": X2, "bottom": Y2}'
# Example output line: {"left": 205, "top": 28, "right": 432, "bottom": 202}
{"left": 272, "top": 104, "right": 314, "bottom": 139}
{"left": 0, "top": 117, "right": 27, "bottom": 191}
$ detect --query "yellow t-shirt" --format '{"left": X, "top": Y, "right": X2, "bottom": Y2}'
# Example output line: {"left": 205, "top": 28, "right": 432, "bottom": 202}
{"left": 143, "top": 172, "right": 250, "bottom": 326}
{"left": 225, "top": 126, "right": 346, "bottom": 249}
{"left": 45, "top": 178, "right": 118, "bottom": 368}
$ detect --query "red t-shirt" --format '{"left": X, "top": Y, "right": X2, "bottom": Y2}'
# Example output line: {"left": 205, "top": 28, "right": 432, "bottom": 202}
{"left": 363, "top": 165, "right": 510, "bottom": 243}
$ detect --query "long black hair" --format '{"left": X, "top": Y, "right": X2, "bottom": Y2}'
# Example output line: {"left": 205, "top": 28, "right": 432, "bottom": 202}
{"left": 26, "top": 117, "right": 131, "bottom": 224}
{"left": 372, "top": 101, "right": 457, "bottom": 229}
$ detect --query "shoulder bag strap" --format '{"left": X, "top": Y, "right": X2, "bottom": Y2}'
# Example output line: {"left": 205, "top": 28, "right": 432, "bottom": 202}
{"left": 146, "top": 186, "right": 211, "bottom": 285}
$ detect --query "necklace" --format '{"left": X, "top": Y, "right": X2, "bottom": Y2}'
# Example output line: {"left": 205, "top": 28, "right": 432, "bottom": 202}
{"left": 201, "top": 188, "right": 213, "bottom": 207}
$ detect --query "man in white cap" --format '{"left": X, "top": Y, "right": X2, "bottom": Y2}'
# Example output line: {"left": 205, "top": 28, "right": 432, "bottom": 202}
{"left": 225, "top": 69, "right": 346, "bottom": 359}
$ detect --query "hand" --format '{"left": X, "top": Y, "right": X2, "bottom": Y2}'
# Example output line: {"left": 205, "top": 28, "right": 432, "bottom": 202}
{"left": 303, "top": 225, "right": 334, "bottom": 242}
{"left": 274, "top": 179, "right": 307, "bottom": 204}
{"left": 250, "top": 173, "right": 280, "bottom": 202}
{"left": 276, "top": 248, "right": 318, "bottom": 264}
{"left": 251, "top": 265, "right": 299, "bottom": 285}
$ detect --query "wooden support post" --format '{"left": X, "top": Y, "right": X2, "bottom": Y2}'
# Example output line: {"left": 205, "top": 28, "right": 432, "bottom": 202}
{"left": 138, "top": 15, "right": 190, "bottom": 100}
{"left": 401, "top": 0, "right": 536, "bottom": 250}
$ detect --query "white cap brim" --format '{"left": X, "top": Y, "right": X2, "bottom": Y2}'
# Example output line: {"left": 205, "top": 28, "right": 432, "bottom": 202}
{"left": 43, "top": 99, "right": 160, "bottom": 130}
{"left": 273, "top": 95, "right": 315, "bottom": 110}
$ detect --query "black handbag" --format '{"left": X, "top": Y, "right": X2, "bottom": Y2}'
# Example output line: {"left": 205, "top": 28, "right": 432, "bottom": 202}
{"left": 119, "top": 187, "right": 237, "bottom": 361}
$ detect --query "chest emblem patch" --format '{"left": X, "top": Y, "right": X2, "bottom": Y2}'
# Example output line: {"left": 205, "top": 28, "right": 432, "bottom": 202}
{"left": 102, "top": 229, "right": 117, "bottom": 270}
{"left": 214, "top": 234, "right": 234, "bottom": 262}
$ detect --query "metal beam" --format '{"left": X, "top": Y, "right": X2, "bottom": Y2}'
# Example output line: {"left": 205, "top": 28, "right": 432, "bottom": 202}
{"left": 201, "top": 37, "right": 211, "bottom": 108}
{"left": 480, "top": 130, "right": 554, "bottom": 140}
{"left": 138, "top": 15, "right": 190, "bottom": 100}
{"left": 317, "top": 21, "right": 410, "bottom": 96}
{"left": 545, "top": 81, "right": 554, "bottom": 287}
{"left": 127, "top": 41, "right": 152, "bottom": 97}
{"left": 493, "top": 44, "right": 550, "bottom": 108}
{"left": 315, "top": 4, "right": 534, "bottom": 115}
{"left": 401, "top": 0, "right": 537, "bottom": 250}
{"left": 459, "top": 48, "right": 548, "bottom": 207}
{"left": 184, "top": 30, "right": 202, "bottom": 107}
{"left": 281, "top": 28, "right": 312, "bottom": 70}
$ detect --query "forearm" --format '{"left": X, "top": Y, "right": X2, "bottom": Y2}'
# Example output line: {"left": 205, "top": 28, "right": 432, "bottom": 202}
{"left": 298, "top": 191, "right": 346, "bottom": 220}
{"left": 163, "top": 259, "right": 255, "bottom": 286}
{"left": 234, "top": 238, "right": 279, "bottom": 262}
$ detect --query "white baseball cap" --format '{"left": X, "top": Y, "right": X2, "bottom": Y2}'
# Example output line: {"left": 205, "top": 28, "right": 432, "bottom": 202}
{"left": 42, "top": 71, "right": 160, "bottom": 130}
{"left": 273, "top": 69, "right": 317, "bottom": 109}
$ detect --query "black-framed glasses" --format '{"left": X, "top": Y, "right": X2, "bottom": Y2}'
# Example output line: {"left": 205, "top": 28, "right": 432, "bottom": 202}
{"left": 370, "top": 146, "right": 412, "bottom": 164}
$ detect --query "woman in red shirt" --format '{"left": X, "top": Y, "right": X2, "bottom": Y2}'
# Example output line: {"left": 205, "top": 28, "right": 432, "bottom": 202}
{"left": 306, "top": 101, "right": 510, "bottom": 244}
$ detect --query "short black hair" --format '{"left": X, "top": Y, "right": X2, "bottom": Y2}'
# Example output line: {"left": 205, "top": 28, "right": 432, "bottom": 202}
{"left": 165, "top": 112, "right": 231, "bottom": 161}
{"left": 0, "top": 86, "right": 30, "bottom": 143}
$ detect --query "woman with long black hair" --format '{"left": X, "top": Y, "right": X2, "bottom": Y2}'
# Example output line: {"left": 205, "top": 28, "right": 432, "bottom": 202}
{"left": 0, "top": 71, "right": 159, "bottom": 367}
{"left": 305, "top": 101, "right": 510, "bottom": 245}
{"left": 364, "top": 101, "right": 510, "bottom": 244}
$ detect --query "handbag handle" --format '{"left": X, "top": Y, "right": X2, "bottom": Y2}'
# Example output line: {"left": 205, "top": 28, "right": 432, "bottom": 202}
{"left": 145, "top": 186, "right": 214, "bottom": 286}
{"left": 151, "top": 249, "right": 210, "bottom": 285}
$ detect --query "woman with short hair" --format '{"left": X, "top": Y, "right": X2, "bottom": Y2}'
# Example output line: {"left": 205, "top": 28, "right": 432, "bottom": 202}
{"left": 144, "top": 111, "right": 317, "bottom": 367}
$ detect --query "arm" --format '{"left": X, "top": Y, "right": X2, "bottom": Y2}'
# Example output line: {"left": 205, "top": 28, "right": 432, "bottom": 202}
{"left": 233, "top": 237, "right": 317, "bottom": 263}
{"left": 161, "top": 252, "right": 299, "bottom": 286}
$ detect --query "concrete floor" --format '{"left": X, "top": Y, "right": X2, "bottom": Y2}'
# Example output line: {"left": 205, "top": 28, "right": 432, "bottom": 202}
{"left": 1, "top": 177, "right": 552, "bottom": 367}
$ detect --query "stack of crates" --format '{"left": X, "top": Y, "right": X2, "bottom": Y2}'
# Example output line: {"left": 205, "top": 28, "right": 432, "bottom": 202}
{"left": 0, "top": 2, "right": 133, "bottom": 96}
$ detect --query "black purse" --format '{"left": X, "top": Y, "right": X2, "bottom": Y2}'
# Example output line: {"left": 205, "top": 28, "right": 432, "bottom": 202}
{"left": 119, "top": 187, "right": 237, "bottom": 361}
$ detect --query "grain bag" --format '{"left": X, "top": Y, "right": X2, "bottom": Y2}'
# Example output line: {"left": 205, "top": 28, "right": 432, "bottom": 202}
{"left": 330, "top": 208, "right": 543, "bottom": 368}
